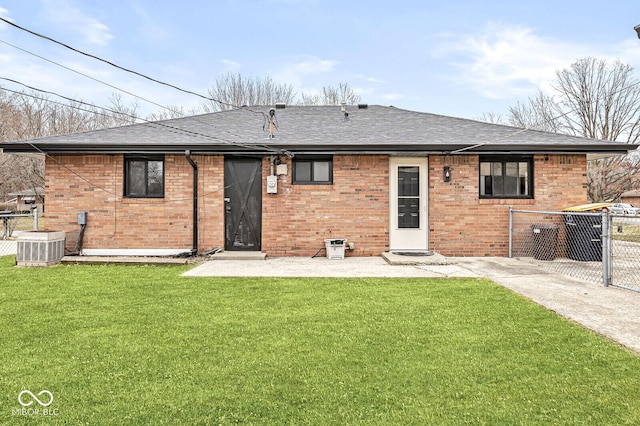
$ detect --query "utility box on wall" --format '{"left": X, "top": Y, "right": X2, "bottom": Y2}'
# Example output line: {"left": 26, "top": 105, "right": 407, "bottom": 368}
{"left": 77, "top": 211, "right": 88, "bottom": 225}
{"left": 266, "top": 175, "right": 278, "bottom": 194}
{"left": 17, "top": 231, "right": 66, "bottom": 267}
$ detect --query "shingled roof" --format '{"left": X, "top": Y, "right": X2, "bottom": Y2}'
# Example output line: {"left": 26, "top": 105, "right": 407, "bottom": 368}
{"left": 1, "top": 105, "right": 636, "bottom": 156}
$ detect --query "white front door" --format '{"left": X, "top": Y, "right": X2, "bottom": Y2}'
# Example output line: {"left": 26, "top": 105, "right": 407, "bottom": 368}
{"left": 389, "top": 157, "right": 428, "bottom": 252}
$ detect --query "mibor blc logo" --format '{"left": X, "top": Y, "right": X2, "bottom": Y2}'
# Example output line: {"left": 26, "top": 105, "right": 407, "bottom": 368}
{"left": 13, "top": 389, "right": 58, "bottom": 417}
{"left": 18, "top": 390, "right": 54, "bottom": 407}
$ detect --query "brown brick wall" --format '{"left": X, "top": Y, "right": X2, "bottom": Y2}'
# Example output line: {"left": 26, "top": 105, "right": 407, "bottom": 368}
{"left": 45, "top": 153, "right": 587, "bottom": 257}
{"left": 262, "top": 155, "right": 390, "bottom": 256}
{"left": 429, "top": 154, "right": 587, "bottom": 256}
{"left": 45, "top": 154, "right": 224, "bottom": 252}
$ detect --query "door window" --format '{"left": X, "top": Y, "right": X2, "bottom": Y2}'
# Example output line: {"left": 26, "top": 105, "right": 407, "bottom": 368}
{"left": 397, "top": 166, "right": 420, "bottom": 228}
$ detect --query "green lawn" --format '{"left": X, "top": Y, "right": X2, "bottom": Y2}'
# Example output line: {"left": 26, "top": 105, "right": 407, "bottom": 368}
{"left": 613, "top": 221, "right": 640, "bottom": 243}
{"left": 1, "top": 256, "right": 640, "bottom": 425}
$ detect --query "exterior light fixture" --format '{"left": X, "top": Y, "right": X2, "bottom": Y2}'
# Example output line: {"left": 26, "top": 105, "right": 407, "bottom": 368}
{"left": 444, "top": 166, "right": 451, "bottom": 182}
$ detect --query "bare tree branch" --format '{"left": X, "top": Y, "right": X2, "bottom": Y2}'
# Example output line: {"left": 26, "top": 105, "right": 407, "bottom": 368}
{"left": 299, "top": 82, "right": 361, "bottom": 106}
{"left": 204, "top": 73, "right": 296, "bottom": 111}
{"left": 502, "top": 58, "right": 640, "bottom": 202}
{"left": 0, "top": 88, "right": 140, "bottom": 201}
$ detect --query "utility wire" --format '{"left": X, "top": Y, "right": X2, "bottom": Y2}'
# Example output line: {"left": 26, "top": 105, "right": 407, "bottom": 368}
{"left": 0, "top": 17, "right": 232, "bottom": 109}
{"left": 0, "top": 79, "right": 281, "bottom": 205}
{"left": 4, "top": 16, "right": 639, "bottom": 148}
{"left": 0, "top": 39, "right": 171, "bottom": 115}
{"left": 2, "top": 110, "right": 264, "bottom": 205}
{"left": 0, "top": 17, "right": 271, "bottom": 139}
{"left": 0, "top": 85, "right": 129, "bottom": 123}
{"left": 24, "top": 137, "right": 262, "bottom": 204}
{"left": 0, "top": 39, "right": 283, "bottom": 153}
{"left": 0, "top": 77, "right": 279, "bottom": 152}
{"left": 0, "top": 16, "right": 269, "bottom": 117}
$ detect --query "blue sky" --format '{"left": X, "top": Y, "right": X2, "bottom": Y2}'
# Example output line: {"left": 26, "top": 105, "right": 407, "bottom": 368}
{"left": 1, "top": 0, "right": 639, "bottom": 120}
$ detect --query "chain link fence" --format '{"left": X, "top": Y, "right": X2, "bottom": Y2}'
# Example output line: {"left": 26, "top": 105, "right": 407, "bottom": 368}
{"left": 510, "top": 208, "right": 640, "bottom": 292}
{"left": 0, "top": 210, "right": 39, "bottom": 257}
{"left": 610, "top": 215, "right": 640, "bottom": 291}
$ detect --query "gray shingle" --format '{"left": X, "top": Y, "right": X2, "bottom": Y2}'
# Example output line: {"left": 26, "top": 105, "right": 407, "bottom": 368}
{"left": 0, "top": 105, "right": 636, "bottom": 154}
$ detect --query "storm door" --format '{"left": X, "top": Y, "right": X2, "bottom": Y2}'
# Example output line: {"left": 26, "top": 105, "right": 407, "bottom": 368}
{"left": 389, "top": 157, "right": 428, "bottom": 252}
{"left": 224, "top": 157, "right": 262, "bottom": 251}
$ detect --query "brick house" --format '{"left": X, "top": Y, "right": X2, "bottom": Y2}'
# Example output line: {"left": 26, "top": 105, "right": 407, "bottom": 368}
{"left": 621, "top": 190, "right": 640, "bottom": 206}
{"left": 7, "top": 186, "right": 45, "bottom": 213}
{"left": 1, "top": 105, "right": 635, "bottom": 257}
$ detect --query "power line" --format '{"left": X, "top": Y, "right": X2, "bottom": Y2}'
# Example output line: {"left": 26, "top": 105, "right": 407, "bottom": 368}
{"left": 0, "top": 38, "right": 173, "bottom": 115}
{"left": 0, "top": 85, "right": 130, "bottom": 123}
{"left": 20, "top": 137, "right": 261, "bottom": 204}
{"left": 0, "top": 88, "right": 264, "bottom": 204}
{"left": 0, "top": 17, "right": 273, "bottom": 123}
{"left": 0, "top": 77, "right": 279, "bottom": 152}
{"left": 0, "top": 39, "right": 282, "bottom": 153}
{"left": 0, "top": 78, "right": 280, "bottom": 205}
{"left": 0, "top": 17, "right": 272, "bottom": 118}
{"left": 5, "top": 16, "right": 639, "bottom": 147}
{"left": 0, "top": 16, "right": 234, "bottom": 109}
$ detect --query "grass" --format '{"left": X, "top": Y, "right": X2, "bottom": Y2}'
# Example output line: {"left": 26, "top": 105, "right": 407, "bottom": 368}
{"left": 1, "top": 256, "right": 640, "bottom": 424}
{"left": 612, "top": 221, "right": 640, "bottom": 243}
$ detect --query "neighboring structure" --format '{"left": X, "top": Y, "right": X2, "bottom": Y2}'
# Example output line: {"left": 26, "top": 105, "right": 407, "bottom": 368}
{"left": 621, "top": 190, "right": 640, "bottom": 206}
{"left": 0, "top": 105, "right": 636, "bottom": 257}
{"left": 7, "top": 187, "right": 44, "bottom": 213}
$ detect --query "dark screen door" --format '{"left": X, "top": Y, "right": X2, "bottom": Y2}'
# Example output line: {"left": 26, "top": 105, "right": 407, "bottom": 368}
{"left": 224, "top": 158, "right": 262, "bottom": 251}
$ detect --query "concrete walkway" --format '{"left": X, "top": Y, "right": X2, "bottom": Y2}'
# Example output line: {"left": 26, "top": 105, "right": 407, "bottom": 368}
{"left": 184, "top": 253, "right": 640, "bottom": 354}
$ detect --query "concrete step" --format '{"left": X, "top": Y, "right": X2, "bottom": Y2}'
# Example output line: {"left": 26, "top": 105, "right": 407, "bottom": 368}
{"left": 381, "top": 251, "right": 453, "bottom": 266}
{"left": 210, "top": 251, "right": 267, "bottom": 260}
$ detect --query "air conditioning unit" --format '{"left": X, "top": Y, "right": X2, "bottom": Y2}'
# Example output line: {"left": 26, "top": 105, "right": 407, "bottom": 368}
{"left": 17, "top": 231, "right": 66, "bottom": 267}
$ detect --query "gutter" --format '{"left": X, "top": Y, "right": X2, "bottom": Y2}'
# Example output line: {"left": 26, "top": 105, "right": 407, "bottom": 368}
{"left": 185, "top": 150, "right": 198, "bottom": 255}
{"left": 3, "top": 141, "right": 637, "bottom": 156}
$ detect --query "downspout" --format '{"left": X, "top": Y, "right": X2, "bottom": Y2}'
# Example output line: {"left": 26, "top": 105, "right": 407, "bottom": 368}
{"left": 185, "top": 150, "right": 198, "bottom": 255}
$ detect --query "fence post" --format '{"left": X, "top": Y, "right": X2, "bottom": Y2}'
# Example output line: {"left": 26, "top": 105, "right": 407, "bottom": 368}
{"left": 32, "top": 206, "right": 39, "bottom": 231}
{"left": 601, "top": 210, "right": 611, "bottom": 287}
{"left": 508, "top": 206, "right": 513, "bottom": 258}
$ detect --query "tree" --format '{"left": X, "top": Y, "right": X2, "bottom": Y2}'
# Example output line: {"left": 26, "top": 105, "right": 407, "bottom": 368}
{"left": 508, "top": 90, "right": 565, "bottom": 133}
{"left": 490, "top": 58, "right": 640, "bottom": 201}
{"left": 146, "top": 105, "right": 189, "bottom": 121}
{"left": 203, "top": 73, "right": 297, "bottom": 111}
{"left": 298, "top": 82, "right": 361, "bottom": 105}
{"left": 203, "top": 73, "right": 362, "bottom": 110}
{"left": 0, "top": 88, "right": 141, "bottom": 202}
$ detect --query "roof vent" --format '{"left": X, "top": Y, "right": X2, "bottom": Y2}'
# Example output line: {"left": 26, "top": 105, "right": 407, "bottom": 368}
{"left": 358, "top": 103, "right": 368, "bottom": 109}
{"left": 275, "top": 103, "right": 286, "bottom": 109}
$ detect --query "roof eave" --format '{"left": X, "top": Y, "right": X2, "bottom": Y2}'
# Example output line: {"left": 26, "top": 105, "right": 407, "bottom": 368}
{"left": 2, "top": 142, "right": 636, "bottom": 156}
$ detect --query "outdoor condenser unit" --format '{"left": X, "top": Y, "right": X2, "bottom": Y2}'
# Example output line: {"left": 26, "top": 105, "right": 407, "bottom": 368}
{"left": 17, "top": 231, "right": 66, "bottom": 267}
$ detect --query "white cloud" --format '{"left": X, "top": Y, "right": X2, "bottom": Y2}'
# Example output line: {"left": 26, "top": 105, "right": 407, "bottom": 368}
{"left": 221, "top": 58, "right": 241, "bottom": 71}
{"left": 382, "top": 93, "right": 403, "bottom": 101}
{"left": 273, "top": 55, "right": 338, "bottom": 87}
{"left": 0, "top": 7, "right": 12, "bottom": 30}
{"left": 42, "top": 0, "right": 114, "bottom": 46}
{"left": 433, "top": 23, "right": 589, "bottom": 100}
